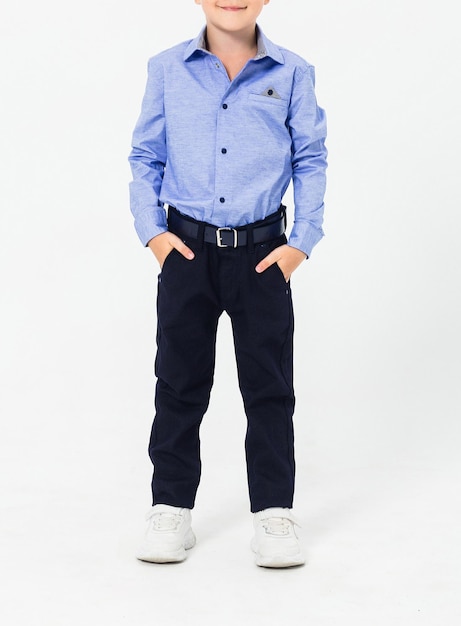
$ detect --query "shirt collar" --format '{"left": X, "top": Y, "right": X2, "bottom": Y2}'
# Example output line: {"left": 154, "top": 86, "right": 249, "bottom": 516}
{"left": 183, "top": 25, "right": 284, "bottom": 65}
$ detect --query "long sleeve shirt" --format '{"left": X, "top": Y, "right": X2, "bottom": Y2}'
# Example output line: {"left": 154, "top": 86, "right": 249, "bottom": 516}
{"left": 129, "top": 26, "right": 327, "bottom": 257}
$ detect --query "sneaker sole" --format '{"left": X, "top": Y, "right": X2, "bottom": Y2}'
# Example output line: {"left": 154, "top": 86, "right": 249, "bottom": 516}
{"left": 254, "top": 553, "right": 305, "bottom": 568}
{"left": 251, "top": 540, "right": 305, "bottom": 568}
{"left": 136, "top": 529, "right": 196, "bottom": 564}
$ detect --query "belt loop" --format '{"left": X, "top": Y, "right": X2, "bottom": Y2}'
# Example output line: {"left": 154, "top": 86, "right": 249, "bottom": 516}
{"left": 280, "top": 204, "right": 287, "bottom": 231}
{"left": 247, "top": 224, "right": 255, "bottom": 253}
{"left": 197, "top": 221, "right": 205, "bottom": 250}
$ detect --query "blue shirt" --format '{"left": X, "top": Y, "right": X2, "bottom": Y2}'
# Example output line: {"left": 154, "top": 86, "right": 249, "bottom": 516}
{"left": 129, "top": 26, "right": 327, "bottom": 257}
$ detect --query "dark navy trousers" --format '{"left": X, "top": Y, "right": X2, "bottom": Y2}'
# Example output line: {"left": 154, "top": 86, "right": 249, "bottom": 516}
{"left": 149, "top": 229, "right": 296, "bottom": 513}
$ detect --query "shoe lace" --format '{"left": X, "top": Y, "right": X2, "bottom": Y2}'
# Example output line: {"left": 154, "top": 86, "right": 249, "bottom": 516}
{"left": 149, "top": 512, "right": 182, "bottom": 531}
{"left": 262, "top": 517, "right": 292, "bottom": 536}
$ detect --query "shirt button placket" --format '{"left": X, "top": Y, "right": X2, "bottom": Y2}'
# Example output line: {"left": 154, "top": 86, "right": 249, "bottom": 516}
{"left": 216, "top": 100, "right": 229, "bottom": 212}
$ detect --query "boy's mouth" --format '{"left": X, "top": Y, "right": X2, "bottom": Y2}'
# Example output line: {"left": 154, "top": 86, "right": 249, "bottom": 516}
{"left": 219, "top": 5, "right": 246, "bottom": 10}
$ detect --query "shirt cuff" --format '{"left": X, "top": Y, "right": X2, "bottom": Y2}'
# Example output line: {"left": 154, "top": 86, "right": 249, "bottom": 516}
{"left": 287, "top": 221, "right": 324, "bottom": 258}
{"left": 134, "top": 208, "right": 168, "bottom": 246}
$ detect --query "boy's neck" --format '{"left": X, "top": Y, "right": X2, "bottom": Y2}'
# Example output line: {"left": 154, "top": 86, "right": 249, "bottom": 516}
{"left": 205, "top": 23, "right": 258, "bottom": 59}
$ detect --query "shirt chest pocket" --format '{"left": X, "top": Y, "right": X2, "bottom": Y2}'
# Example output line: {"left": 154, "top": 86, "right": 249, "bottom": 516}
{"left": 248, "top": 93, "right": 289, "bottom": 109}
{"left": 246, "top": 93, "right": 290, "bottom": 134}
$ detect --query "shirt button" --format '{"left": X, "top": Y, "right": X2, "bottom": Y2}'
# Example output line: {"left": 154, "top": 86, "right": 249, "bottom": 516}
{"left": 222, "top": 103, "right": 228, "bottom": 109}
{"left": 268, "top": 89, "right": 274, "bottom": 96}
{"left": 221, "top": 148, "right": 227, "bottom": 154}
{"left": 219, "top": 197, "right": 225, "bottom": 203}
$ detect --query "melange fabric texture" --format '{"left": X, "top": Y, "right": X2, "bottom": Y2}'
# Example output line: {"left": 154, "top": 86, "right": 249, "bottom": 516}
{"left": 129, "top": 25, "right": 327, "bottom": 257}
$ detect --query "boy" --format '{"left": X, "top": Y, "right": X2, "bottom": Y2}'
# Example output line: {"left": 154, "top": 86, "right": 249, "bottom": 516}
{"left": 129, "top": 0, "right": 327, "bottom": 568}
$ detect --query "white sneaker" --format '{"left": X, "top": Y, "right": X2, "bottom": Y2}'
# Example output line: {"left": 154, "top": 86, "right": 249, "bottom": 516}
{"left": 251, "top": 507, "right": 305, "bottom": 568}
{"left": 136, "top": 504, "right": 196, "bottom": 563}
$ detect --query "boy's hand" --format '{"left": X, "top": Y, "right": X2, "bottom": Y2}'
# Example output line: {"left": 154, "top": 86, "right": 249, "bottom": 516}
{"left": 147, "top": 232, "right": 195, "bottom": 268}
{"left": 255, "top": 244, "right": 307, "bottom": 282}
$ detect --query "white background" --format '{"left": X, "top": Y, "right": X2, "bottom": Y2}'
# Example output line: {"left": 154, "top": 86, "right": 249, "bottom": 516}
{"left": 1, "top": 1, "right": 460, "bottom": 624}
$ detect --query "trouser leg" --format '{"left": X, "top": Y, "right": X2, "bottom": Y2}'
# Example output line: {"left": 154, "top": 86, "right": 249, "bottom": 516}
{"left": 228, "top": 236, "right": 296, "bottom": 513}
{"left": 149, "top": 241, "right": 221, "bottom": 508}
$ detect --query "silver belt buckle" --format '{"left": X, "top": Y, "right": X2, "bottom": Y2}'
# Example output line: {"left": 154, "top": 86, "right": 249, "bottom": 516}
{"left": 216, "top": 227, "right": 238, "bottom": 248}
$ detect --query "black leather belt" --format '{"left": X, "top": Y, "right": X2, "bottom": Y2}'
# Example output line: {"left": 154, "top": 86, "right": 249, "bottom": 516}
{"left": 167, "top": 205, "right": 286, "bottom": 248}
